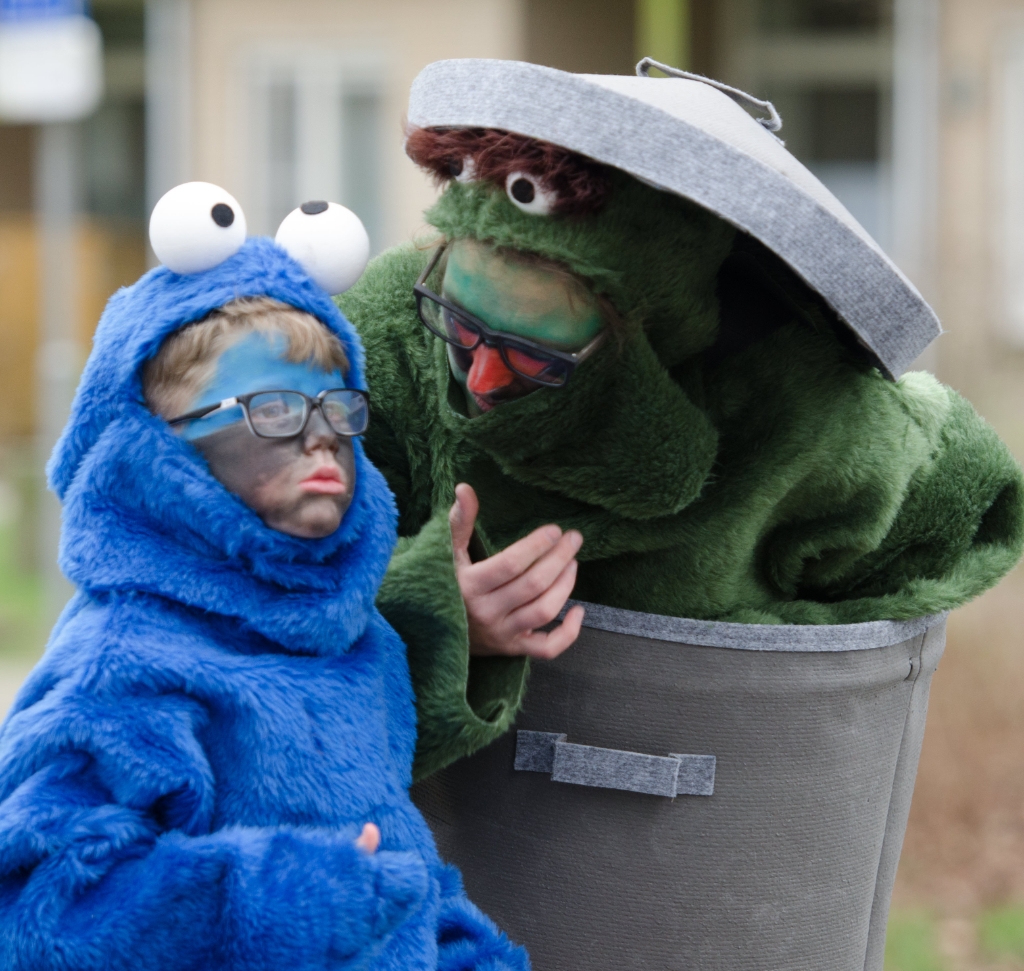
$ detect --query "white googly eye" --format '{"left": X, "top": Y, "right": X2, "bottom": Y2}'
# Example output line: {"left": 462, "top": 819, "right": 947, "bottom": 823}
{"left": 505, "top": 171, "right": 556, "bottom": 215}
{"left": 148, "top": 182, "right": 247, "bottom": 274}
{"left": 275, "top": 201, "right": 370, "bottom": 296}
{"left": 454, "top": 157, "right": 476, "bottom": 183}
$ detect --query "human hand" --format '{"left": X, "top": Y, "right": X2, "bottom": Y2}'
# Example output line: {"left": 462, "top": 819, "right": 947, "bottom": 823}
{"left": 276, "top": 828, "right": 426, "bottom": 962}
{"left": 327, "top": 844, "right": 427, "bottom": 959}
{"left": 449, "top": 483, "right": 585, "bottom": 660}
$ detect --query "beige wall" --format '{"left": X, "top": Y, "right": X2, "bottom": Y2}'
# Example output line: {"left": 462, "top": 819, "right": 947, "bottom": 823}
{"left": 935, "top": 0, "right": 1024, "bottom": 457}
{"left": 187, "top": 0, "right": 525, "bottom": 252}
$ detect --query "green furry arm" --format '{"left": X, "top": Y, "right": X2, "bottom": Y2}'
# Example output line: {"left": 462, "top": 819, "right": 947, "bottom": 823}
{"left": 339, "top": 250, "right": 527, "bottom": 779}
{"left": 813, "top": 383, "right": 1024, "bottom": 619}
{"left": 376, "top": 509, "right": 528, "bottom": 781}
{"left": 753, "top": 371, "right": 1024, "bottom": 623}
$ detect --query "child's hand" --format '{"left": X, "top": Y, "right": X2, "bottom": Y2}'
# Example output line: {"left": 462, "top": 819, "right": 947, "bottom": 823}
{"left": 450, "top": 483, "right": 585, "bottom": 660}
{"left": 355, "top": 823, "right": 380, "bottom": 853}
{"left": 324, "top": 831, "right": 428, "bottom": 961}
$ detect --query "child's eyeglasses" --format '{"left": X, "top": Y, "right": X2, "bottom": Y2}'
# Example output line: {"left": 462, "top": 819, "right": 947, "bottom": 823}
{"left": 413, "top": 243, "right": 606, "bottom": 389}
{"left": 168, "top": 388, "right": 369, "bottom": 439}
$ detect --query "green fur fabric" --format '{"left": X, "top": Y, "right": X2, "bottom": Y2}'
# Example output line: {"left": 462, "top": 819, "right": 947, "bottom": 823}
{"left": 339, "top": 176, "right": 1024, "bottom": 780}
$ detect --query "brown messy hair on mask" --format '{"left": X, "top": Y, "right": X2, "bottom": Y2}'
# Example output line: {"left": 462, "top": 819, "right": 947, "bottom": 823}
{"left": 143, "top": 297, "right": 350, "bottom": 421}
{"left": 405, "top": 126, "right": 613, "bottom": 218}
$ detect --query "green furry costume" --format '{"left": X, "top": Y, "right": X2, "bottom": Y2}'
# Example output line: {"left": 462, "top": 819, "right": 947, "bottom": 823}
{"left": 338, "top": 171, "right": 1024, "bottom": 781}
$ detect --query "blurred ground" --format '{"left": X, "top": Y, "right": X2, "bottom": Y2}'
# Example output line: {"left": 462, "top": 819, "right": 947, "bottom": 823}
{"left": 883, "top": 559, "right": 1024, "bottom": 970}
{"left": 896, "top": 567, "right": 1024, "bottom": 912}
{"left": 0, "top": 656, "right": 36, "bottom": 717}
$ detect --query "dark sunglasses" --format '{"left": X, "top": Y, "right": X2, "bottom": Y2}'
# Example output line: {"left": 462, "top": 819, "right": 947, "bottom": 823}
{"left": 168, "top": 388, "right": 369, "bottom": 439}
{"left": 413, "top": 243, "right": 606, "bottom": 389}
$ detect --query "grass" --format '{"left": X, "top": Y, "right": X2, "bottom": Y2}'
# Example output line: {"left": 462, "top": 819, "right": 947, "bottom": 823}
{"left": 0, "top": 460, "right": 45, "bottom": 661}
{"left": 885, "top": 912, "right": 947, "bottom": 971}
{"left": 0, "top": 516, "right": 44, "bottom": 659}
{"left": 884, "top": 909, "right": 1024, "bottom": 970}
{"left": 980, "top": 906, "right": 1024, "bottom": 962}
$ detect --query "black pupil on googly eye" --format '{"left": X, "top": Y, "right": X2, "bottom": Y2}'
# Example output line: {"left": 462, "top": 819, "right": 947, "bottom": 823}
{"left": 211, "top": 203, "right": 234, "bottom": 227}
{"left": 510, "top": 178, "right": 535, "bottom": 204}
{"left": 301, "top": 200, "right": 329, "bottom": 215}
{"left": 447, "top": 158, "right": 463, "bottom": 178}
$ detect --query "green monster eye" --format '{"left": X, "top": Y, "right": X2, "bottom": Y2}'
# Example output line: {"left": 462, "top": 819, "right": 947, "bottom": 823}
{"left": 504, "top": 172, "right": 556, "bottom": 215}
{"left": 454, "top": 157, "right": 477, "bottom": 184}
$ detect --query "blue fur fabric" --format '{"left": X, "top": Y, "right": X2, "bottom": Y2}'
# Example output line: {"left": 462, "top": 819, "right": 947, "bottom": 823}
{"left": 0, "top": 238, "right": 528, "bottom": 971}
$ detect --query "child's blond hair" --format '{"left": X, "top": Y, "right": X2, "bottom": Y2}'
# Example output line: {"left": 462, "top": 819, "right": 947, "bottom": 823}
{"left": 143, "top": 297, "right": 350, "bottom": 420}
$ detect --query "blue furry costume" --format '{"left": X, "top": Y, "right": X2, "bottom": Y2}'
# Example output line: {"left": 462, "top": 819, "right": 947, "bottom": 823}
{"left": 0, "top": 237, "right": 528, "bottom": 971}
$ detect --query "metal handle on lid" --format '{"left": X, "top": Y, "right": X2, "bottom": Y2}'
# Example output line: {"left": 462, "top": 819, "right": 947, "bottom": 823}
{"left": 515, "top": 730, "right": 716, "bottom": 798}
{"left": 635, "top": 57, "right": 783, "bottom": 133}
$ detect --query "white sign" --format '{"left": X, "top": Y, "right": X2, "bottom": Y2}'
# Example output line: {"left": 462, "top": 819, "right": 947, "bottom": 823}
{"left": 0, "top": 14, "right": 103, "bottom": 122}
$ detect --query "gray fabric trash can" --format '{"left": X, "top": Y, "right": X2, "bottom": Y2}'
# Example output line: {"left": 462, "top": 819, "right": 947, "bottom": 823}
{"left": 412, "top": 602, "right": 947, "bottom": 971}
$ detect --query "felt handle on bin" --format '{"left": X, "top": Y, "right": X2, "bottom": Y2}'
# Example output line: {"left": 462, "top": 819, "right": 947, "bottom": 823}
{"left": 515, "top": 730, "right": 716, "bottom": 798}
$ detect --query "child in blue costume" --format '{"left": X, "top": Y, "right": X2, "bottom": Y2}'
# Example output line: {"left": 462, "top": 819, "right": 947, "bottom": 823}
{"left": 0, "top": 230, "right": 528, "bottom": 971}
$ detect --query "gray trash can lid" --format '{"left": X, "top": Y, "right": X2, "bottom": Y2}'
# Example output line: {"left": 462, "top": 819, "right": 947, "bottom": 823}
{"left": 407, "top": 57, "right": 941, "bottom": 380}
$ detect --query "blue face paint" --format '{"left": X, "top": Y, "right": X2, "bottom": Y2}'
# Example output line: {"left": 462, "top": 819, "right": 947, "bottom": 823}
{"left": 178, "top": 331, "right": 345, "bottom": 440}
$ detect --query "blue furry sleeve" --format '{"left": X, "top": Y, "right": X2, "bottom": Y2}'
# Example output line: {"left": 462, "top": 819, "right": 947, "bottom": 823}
{"left": 433, "top": 866, "right": 529, "bottom": 971}
{"left": 0, "top": 700, "right": 428, "bottom": 971}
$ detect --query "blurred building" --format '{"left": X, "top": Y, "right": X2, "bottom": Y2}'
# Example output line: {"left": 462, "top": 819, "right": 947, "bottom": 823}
{"left": 1, "top": 0, "right": 1023, "bottom": 452}
{"left": 0, "top": 0, "right": 145, "bottom": 442}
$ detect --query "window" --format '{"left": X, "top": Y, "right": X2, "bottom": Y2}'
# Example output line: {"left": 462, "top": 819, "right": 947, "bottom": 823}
{"left": 247, "top": 49, "right": 385, "bottom": 252}
{"left": 717, "top": 0, "right": 893, "bottom": 247}
{"left": 758, "top": 0, "right": 891, "bottom": 33}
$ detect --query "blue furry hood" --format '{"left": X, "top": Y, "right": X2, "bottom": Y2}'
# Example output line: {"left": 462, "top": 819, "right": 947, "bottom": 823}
{"left": 49, "top": 236, "right": 397, "bottom": 655}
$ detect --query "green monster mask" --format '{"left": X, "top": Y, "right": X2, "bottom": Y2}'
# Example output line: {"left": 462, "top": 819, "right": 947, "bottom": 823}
{"left": 439, "top": 238, "right": 605, "bottom": 416}
{"left": 421, "top": 170, "right": 736, "bottom": 522}
{"left": 443, "top": 238, "right": 604, "bottom": 345}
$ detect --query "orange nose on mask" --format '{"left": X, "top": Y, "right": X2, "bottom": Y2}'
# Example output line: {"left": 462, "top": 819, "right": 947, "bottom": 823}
{"left": 466, "top": 343, "right": 516, "bottom": 395}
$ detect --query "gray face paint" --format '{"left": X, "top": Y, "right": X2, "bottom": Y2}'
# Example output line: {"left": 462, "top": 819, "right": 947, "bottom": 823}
{"left": 192, "top": 407, "right": 356, "bottom": 539}
{"left": 175, "top": 328, "right": 357, "bottom": 540}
